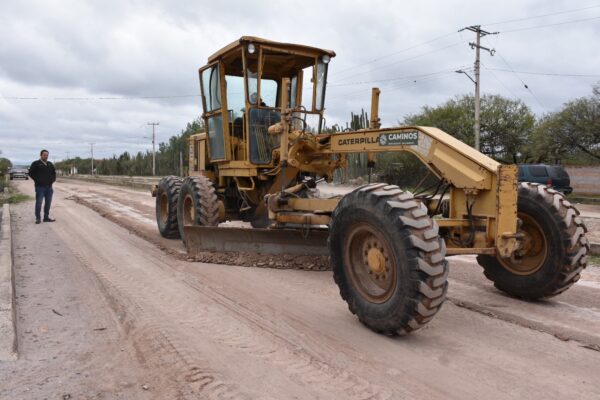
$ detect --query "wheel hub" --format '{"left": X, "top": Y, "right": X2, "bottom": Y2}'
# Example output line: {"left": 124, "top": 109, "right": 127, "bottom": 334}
{"left": 366, "top": 247, "right": 386, "bottom": 274}
{"left": 501, "top": 212, "right": 547, "bottom": 275}
{"left": 345, "top": 223, "right": 396, "bottom": 303}
{"left": 159, "top": 193, "right": 169, "bottom": 224}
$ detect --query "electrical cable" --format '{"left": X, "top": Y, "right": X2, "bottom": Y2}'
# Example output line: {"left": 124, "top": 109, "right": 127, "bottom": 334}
{"left": 495, "top": 53, "right": 546, "bottom": 109}
{"left": 335, "top": 41, "right": 468, "bottom": 83}
{"left": 334, "top": 31, "right": 460, "bottom": 76}
{"left": 1, "top": 94, "right": 200, "bottom": 101}
{"left": 482, "top": 4, "right": 600, "bottom": 27}
{"left": 484, "top": 67, "right": 600, "bottom": 78}
{"left": 500, "top": 14, "right": 600, "bottom": 33}
{"left": 482, "top": 64, "right": 522, "bottom": 99}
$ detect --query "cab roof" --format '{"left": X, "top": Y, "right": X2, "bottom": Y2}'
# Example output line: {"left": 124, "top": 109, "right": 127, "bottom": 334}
{"left": 207, "top": 36, "right": 336, "bottom": 63}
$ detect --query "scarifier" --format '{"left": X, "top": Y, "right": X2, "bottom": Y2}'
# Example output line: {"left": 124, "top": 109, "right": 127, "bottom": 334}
{"left": 153, "top": 37, "right": 589, "bottom": 335}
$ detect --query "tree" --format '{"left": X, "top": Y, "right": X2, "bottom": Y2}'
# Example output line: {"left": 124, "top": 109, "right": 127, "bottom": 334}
{"left": 403, "top": 94, "right": 535, "bottom": 163}
{"left": 532, "top": 87, "right": 600, "bottom": 163}
{"left": 56, "top": 117, "right": 205, "bottom": 176}
{"left": 0, "top": 156, "right": 12, "bottom": 175}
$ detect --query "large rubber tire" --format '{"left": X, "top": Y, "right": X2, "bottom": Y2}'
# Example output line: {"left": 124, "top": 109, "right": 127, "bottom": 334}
{"left": 477, "top": 182, "right": 589, "bottom": 299}
{"left": 177, "top": 176, "right": 219, "bottom": 241}
{"left": 329, "top": 183, "right": 448, "bottom": 335}
{"left": 155, "top": 176, "right": 182, "bottom": 239}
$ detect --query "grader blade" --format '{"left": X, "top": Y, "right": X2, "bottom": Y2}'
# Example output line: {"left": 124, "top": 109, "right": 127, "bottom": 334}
{"left": 183, "top": 226, "right": 329, "bottom": 256}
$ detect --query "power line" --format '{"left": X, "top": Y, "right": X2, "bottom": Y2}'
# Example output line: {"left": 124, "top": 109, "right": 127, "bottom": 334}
{"left": 482, "top": 4, "right": 600, "bottom": 26}
{"left": 328, "top": 66, "right": 472, "bottom": 87}
{"left": 335, "top": 40, "right": 468, "bottom": 83}
{"left": 482, "top": 65, "right": 522, "bottom": 100}
{"left": 501, "top": 14, "right": 600, "bottom": 33}
{"left": 334, "top": 31, "right": 460, "bottom": 76}
{"left": 325, "top": 5, "right": 600, "bottom": 86}
{"left": 327, "top": 71, "right": 459, "bottom": 101}
{"left": 0, "top": 94, "right": 200, "bottom": 101}
{"left": 495, "top": 53, "right": 546, "bottom": 110}
{"left": 484, "top": 67, "right": 600, "bottom": 78}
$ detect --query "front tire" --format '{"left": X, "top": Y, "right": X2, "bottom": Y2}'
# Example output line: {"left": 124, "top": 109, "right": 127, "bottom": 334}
{"left": 177, "top": 176, "right": 219, "bottom": 241}
{"left": 329, "top": 183, "right": 448, "bottom": 335}
{"left": 156, "top": 176, "right": 182, "bottom": 239}
{"left": 477, "top": 182, "right": 589, "bottom": 299}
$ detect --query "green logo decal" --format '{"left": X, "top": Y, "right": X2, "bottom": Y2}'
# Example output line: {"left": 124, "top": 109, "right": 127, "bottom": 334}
{"left": 378, "top": 131, "right": 419, "bottom": 146}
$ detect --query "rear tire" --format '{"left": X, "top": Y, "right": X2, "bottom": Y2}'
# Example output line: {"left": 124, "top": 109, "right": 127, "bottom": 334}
{"left": 177, "top": 176, "right": 219, "bottom": 242}
{"left": 477, "top": 182, "right": 589, "bottom": 299}
{"left": 155, "top": 176, "right": 182, "bottom": 239}
{"left": 329, "top": 183, "right": 448, "bottom": 335}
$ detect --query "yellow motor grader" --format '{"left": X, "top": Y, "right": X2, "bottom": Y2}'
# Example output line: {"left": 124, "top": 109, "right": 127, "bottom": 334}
{"left": 154, "top": 37, "right": 589, "bottom": 335}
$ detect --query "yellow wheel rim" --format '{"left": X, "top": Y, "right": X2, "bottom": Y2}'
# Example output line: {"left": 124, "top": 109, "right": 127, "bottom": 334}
{"left": 499, "top": 212, "right": 547, "bottom": 275}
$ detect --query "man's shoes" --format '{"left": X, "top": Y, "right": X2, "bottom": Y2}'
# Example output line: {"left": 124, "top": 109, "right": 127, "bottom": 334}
{"left": 35, "top": 219, "right": 41, "bottom": 224}
{"left": 43, "top": 218, "right": 56, "bottom": 222}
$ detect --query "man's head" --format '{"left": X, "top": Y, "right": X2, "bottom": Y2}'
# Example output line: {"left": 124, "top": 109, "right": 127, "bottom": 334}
{"left": 40, "top": 150, "right": 49, "bottom": 162}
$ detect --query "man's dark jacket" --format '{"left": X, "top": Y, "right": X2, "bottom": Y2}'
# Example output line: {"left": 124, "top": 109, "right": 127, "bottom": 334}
{"left": 28, "top": 160, "right": 56, "bottom": 187}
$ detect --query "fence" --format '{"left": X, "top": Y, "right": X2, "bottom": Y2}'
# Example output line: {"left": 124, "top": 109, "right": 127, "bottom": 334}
{"left": 61, "top": 175, "right": 162, "bottom": 190}
{"left": 564, "top": 166, "right": 600, "bottom": 195}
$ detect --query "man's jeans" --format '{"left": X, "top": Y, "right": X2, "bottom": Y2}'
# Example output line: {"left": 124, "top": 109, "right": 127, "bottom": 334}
{"left": 34, "top": 185, "right": 53, "bottom": 221}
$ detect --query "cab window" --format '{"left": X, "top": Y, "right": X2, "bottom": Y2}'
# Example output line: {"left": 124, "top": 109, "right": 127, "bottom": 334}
{"left": 315, "top": 61, "right": 328, "bottom": 111}
{"left": 260, "top": 79, "right": 278, "bottom": 107}
{"left": 201, "top": 65, "right": 221, "bottom": 112}
{"left": 225, "top": 75, "right": 245, "bottom": 120}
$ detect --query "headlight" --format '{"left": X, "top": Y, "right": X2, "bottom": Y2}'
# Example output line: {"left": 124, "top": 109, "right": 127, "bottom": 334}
{"left": 321, "top": 55, "right": 330, "bottom": 64}
{"left": 248, "top": 43, "right": 256, "bottom": 54}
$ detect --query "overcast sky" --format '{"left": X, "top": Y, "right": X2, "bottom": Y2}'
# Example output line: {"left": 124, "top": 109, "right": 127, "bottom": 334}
{"left": 1, "top": 0, "right": 599, "bottom": 165}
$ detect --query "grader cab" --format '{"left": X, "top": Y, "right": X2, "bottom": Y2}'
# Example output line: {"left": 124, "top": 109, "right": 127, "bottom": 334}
{"left": 154, "top": 37, "right": 589, "bottom": 335}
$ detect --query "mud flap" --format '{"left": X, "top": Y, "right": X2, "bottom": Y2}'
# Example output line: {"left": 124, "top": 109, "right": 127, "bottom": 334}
{"left": 183, "top": 226, "right": 329, "bottom": 256}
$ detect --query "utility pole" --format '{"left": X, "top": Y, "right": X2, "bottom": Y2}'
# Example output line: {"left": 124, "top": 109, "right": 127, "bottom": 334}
{"left": 66, "top": 151, "right": 71, "bottom": 176}
{"left": 179, "top": 151, "right": 183, "bottom": 177}
{"left": 90, "top": 143, "right": 95, "bottom": 176}
{"left": 147, "top": 122, "right": 159, "bottom": 176}
{"left": 458, "top": 25, "right": 498, "bottom": 151}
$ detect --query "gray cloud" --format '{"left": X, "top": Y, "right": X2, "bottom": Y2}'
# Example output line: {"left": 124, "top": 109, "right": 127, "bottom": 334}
{"left": 1, "top": 0, "right": 599, "bottom": 164}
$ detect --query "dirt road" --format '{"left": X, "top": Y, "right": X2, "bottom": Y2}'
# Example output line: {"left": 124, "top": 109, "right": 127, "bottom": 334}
{"left": 1, "top": 179, "right": 599, "bottom": 399}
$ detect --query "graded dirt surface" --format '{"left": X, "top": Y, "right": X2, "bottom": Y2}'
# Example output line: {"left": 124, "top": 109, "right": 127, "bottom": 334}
{"left": 1, "top": 179, "right": 599, "bottom": 399}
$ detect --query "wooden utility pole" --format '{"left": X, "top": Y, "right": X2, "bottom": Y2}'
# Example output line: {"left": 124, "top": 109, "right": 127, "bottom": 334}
{"left": 179, "top": 151, "right": 183, "bottom": 176}
{"left": 458, "top": 26, "right": 498, "bottom": 151}
{"left": 90, "top": 143, "right": 95, "bottom": 176}
{"left": 147, "top": 122, "right": 159, "bottom": 175}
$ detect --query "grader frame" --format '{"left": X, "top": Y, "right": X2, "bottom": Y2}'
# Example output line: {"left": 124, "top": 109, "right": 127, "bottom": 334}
{"left": 154, "top": 36, "right": 588, "bottom": 335}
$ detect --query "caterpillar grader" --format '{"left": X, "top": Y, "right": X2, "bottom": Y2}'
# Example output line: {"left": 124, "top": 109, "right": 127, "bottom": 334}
{"left": 153, "top": 37, "right": 589, "bottom": 335}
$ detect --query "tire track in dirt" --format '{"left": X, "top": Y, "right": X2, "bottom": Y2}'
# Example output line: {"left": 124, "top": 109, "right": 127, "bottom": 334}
{"left": 54, "top": 198, "right": 401, "bottom": 399}
{"left": 56, "top": 222, "right": 254, "bottom": 400}
{"left": 61, "top": 187, "right": 332, "bottom": 271}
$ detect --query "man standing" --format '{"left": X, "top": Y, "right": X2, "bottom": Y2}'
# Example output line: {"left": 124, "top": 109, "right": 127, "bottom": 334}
{"left": 28, "top": 149, "right": 56, "bottom": 224}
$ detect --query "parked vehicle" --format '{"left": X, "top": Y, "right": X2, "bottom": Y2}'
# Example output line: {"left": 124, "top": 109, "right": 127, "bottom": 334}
{"left": 518, "top": 164, "right": 572, "bottom": 194}
{"left": 9, "top": 168, "right": 29, "bottom": 180}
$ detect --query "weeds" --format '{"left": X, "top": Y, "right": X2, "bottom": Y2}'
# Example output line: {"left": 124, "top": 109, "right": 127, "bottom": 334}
{"left": 0, "top": 184, "right": 32, "bottom": 205}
